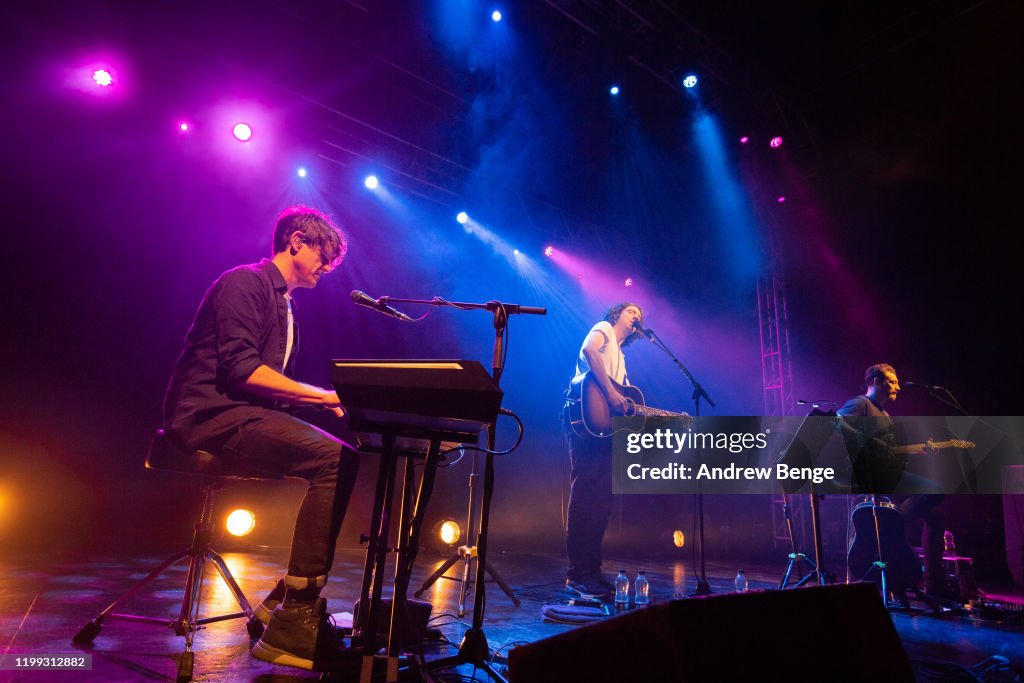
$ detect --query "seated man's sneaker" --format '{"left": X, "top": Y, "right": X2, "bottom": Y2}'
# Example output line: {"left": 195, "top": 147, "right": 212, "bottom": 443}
{"left": 252, "top": 597, "right": 346, "bottom": 671}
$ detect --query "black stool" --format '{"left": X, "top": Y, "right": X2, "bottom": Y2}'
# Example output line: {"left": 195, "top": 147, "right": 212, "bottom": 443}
{"left": 73, "top": 430, "right": 276, "bottom": 682}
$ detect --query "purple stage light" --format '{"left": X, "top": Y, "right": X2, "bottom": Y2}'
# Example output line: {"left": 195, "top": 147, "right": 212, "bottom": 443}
{"left": 625, "top": 277, "right": 633, "bottom": 287}
{"left": 92, "top": 69, "right": 113, "bottom": 86}
{"left": 544, "top": 246, "right": 554, "bottom": 257}
{"left": 456, "top": 211, "right": 469, "bottom": 224}
{"left": 770, "top": 136, "right": 783, "bottom": 148}
{"left": 739, "top": 136, "right": 749, "bottom": 144}
{"left": 179, "top": 122, "right": 191, "bottom": 132}
{"left": 777, "top": 196, "right": 786, "bottom": 203}
{"left": 297, "top": 167, "right": 307, "bottom": 178}
{"left": 232, "top": 122, "right": 253, "bottom": 142}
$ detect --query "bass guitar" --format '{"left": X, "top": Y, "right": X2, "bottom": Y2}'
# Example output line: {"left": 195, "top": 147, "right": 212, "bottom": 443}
{"left": 566, "top": 372, "right": 690, "bottom": 438}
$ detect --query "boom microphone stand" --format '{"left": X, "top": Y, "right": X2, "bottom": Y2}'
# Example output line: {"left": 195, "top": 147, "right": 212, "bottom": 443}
{"left": 368, "top": 295, "right": 545, "bottom": 683}
{"left": 635, "top": 324, "right": 716, "bottom": 595}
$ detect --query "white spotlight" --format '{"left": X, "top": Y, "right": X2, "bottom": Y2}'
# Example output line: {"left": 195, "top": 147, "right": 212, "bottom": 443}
{"left": 226, "top": 509, "right": 256, "bottom": 537}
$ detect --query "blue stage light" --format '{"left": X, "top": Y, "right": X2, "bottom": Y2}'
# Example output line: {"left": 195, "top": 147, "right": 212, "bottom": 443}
{"left": 609, "top": 85, "right": 620, "bottom": 96}
{"left": 491, "top": 10, "right": 502, "bottom": 22}
{"left": 456, "top": 211, "right": 469, "bottom": 224}
{"left": 364, "top": 175, "right": 379, "bottom": 189}
{"left": 682, "top": 75, "right": 698, "bottom": 89}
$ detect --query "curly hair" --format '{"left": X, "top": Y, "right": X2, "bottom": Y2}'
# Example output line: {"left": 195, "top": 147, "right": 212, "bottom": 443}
{"left": 604, "top": 301, "right": 644, "bottom": 347}
{"left": 272, "top": 205, "right": 348, "bottom": 268}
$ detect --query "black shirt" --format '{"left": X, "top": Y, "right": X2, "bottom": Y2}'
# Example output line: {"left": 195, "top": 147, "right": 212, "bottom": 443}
{"left": 837, "top": 394, "right": 903, "bottom": 492}
{"left": 163, "top": 259, "right": 298, "bottom": 448}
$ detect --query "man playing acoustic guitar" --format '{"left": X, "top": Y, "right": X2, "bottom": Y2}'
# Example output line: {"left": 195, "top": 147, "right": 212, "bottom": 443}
{"left": 562, "top": 302, "right": 645, "bottom": 598}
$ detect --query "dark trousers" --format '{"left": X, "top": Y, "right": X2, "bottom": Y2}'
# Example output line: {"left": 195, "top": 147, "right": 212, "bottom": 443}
{"left": 565, "top": 427, "right": 613, "bottom": 580}
{"left": 204, "top": 409, "right": 360, "bottom": 580}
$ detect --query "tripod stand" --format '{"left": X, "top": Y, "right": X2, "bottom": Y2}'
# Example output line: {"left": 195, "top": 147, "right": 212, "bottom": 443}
{"left": 778, "top": 491, "right": 832, "bottom": 589}
{"left": 414, "top": 444, "right": 520, "bottom": 615}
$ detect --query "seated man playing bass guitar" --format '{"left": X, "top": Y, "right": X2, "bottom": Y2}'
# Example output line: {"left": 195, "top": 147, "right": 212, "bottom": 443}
{"left": 561, "top": 302, "right": 645, "bottom": 598}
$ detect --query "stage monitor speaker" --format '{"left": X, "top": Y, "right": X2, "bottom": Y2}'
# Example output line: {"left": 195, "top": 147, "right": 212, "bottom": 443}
{"left": 508, "top": 583, "right": 912, "bottom": 683}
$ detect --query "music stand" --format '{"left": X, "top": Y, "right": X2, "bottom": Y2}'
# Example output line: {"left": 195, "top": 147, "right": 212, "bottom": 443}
{"left": 776, "top": 408, "right": 838, "bottom": 589}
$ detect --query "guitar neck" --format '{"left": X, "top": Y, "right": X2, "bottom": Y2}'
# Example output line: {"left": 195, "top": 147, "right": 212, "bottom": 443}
{"left": 634, "top": 405, "right": 686, "bottom": 418}
{"left": 892, "top": 439, "right": 972, "bottom": 455}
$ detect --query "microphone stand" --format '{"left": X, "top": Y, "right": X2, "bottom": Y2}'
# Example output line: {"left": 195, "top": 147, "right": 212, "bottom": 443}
{"left": 380, "top": 296, "right": 545, "bottom": 683}
{"left": 917, "top": 386, "right": 969, "bottom": 416}
{"left": 638, "top": 327, "right": 716, "bottom": 595}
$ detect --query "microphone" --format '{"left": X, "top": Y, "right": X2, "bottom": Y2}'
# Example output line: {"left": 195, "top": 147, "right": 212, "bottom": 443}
{"left": 632, "top": 320, "right": 654, "bottom": 338}
{"left": 350, "top": 290, "right": 414, "bottom": 322}
{"left": 904, "top": 381, "right": 944, "bottom": 391}
{"left": 796, "top": 399, "right": 838, "bottom": 408}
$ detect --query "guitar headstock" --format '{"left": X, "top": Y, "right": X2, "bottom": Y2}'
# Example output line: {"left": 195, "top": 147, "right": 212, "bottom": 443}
{"left": 949, "top": 439, "right": 976, "bottom": 449}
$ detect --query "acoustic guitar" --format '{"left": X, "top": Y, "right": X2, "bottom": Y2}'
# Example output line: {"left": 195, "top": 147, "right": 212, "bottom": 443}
{"left": 566, "top": 372, "right": 690, "bottom": 438}
{"left": 847, "top": 497, "right": 922, "bottom": 597}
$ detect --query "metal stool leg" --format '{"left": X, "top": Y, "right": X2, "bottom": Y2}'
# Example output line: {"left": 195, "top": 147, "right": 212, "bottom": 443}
{"left": 72, "top": 483, "right": 258, "bottom": 682}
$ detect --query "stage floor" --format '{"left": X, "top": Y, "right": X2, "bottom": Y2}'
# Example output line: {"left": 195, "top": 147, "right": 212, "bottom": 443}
{"left": 2, "top": 546, "right": 1021, "bottom": 681}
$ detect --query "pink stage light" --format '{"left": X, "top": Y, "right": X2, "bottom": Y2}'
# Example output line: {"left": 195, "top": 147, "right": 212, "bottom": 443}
{"left": 544, "top": 246, "right": 554, "bottom": 257}
{"left": 232, "top": 122, "right": 253, "bottom": 142}
{"left": 739, "top": 136, "right": 749, "bottom": 144}
{"left": 769, "top": 136, "right": 783, "bottom": 148}
{"left": 625, "top": 277, "right": 633, "bottom": 287}
{"left": 92, "top": 69, "right": 113, "bottom": 86}
{"left": 179, "top": 122, "right": 190, "bottom": 132}
{"left": 777, "top": 196, "right": 786, "bottom": 203}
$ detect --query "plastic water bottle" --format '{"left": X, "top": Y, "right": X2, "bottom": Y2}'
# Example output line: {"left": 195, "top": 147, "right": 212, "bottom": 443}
{"left": 614, "top": 569, "right": 630, "bottom": 606}
{"left": 735, "top": 569, "right": 748, "bottom": 592}
{"left": 634, "top": 571, "right": 650, "bottom": 606}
